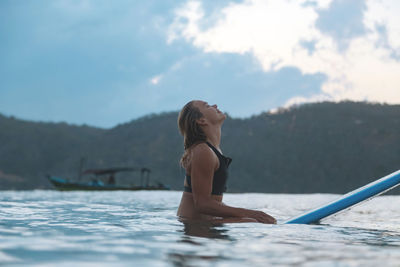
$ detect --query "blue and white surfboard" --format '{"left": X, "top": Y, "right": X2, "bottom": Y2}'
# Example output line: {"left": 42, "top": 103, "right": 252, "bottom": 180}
{"left": 284, "top": 170, "right": 400, "bottom": 224}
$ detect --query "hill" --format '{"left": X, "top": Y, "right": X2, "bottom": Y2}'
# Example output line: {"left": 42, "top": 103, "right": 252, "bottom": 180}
{"left": 0, "top": 101, "right": 399, "bottom": 193}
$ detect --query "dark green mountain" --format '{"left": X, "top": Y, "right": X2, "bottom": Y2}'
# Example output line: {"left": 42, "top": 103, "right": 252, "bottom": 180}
{"left": 1, "top": 101, "right": 399, "bottom": 193}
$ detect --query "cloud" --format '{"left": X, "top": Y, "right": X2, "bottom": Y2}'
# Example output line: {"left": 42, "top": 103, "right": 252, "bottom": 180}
{"left": 316, "top": 0, "right": 367, "bottom": 50}
{"left": 150, "top": 75, "right": 162, "bottom": 85}
{"left": 110, "top": 52, "right": 326, "bottom": 120}
{"left": 168, "top": 0, "right": 400, "bottom": 107}
{"left": 0, "top": 0, "right": 194, "bottom": 127}
{"left": 364, "top": 0, "right": 400, "bottom": 55}
{"left": 2, "top": 0, "right": 398, "bottom": 128}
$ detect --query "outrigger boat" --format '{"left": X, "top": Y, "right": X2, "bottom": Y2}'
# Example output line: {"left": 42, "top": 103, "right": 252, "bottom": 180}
{"left": 47, "top": 167, "right": 170, "bottom": 191}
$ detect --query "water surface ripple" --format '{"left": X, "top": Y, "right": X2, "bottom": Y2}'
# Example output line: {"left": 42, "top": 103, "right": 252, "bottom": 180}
{"left": 1, "top": 190, "right": 399, "bottom": 266}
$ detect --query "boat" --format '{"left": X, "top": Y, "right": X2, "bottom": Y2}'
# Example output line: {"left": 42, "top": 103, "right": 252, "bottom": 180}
{"left": 47, "top": 167, "right": 170, "bottom": 191}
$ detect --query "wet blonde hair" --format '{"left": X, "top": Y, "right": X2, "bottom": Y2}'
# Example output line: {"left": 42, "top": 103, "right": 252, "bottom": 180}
{"left": 177, "top": 101, "right": 207, "bottom": 168}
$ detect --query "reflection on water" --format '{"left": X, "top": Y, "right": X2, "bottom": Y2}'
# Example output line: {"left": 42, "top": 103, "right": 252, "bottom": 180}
{"left": 169, "top": 221, "right": 233, "bottom": 267}
{"left": 180, "top": 221, "right": 232, "bottom": 240}
{"left": 1, "top": 190, "right": 400, "bottom": 266}
{"left": 168, "top": 251, "right": 227, "bottom": 267}
{"left": 329, "top": 225, "right": 400, "bottom": 247}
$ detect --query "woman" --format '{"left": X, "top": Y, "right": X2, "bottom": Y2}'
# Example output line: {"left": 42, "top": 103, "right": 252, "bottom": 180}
{"left": 177, "top": 100, "right": 276, "bottom": 224}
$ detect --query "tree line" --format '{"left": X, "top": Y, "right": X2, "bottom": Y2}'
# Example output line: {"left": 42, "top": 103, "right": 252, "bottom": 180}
{"left": 1, "top": 101, "right": 399, "bottom": 194}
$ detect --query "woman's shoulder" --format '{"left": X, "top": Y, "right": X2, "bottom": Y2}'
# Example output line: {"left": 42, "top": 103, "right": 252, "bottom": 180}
{"left": 191, "top": 142, "right": 209, "bottom": 152}
{"left": 191, "top": 142, "right": 216, "bottom": 158}
{"left": 190, "top": 142, "right": 219, "bottom": 170}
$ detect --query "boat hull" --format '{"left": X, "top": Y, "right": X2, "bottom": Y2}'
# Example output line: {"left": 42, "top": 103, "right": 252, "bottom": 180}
{"left": 48, "top": 176, "right": 169, "bottom": 191}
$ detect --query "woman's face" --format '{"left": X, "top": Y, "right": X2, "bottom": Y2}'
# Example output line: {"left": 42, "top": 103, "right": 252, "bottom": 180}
{"left": 193, "top": 100, "right": 226, "bottom": 125}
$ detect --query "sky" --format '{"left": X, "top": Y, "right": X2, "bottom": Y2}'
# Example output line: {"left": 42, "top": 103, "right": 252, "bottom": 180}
{"left": 1, "top": 0, "right": 399, "bottom": 128}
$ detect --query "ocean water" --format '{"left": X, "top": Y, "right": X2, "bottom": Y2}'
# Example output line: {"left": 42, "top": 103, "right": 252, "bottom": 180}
{"left": 1, "top": 190, "right": 399, "bottom": 266}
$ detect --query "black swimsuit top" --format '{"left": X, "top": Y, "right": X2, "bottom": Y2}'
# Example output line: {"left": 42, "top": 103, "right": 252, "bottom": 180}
{"left": 184, "top": 142, "right": 232, "bottom": 195}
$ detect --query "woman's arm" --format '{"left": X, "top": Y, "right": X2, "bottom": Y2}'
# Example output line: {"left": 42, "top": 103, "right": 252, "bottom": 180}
{"left": 190, "top": 144, "right": 276, "bottom": 224}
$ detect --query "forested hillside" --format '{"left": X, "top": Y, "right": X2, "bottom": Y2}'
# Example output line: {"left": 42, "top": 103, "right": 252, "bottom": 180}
{"left": 1, "top": 101, "right": 399, "bottom": 194}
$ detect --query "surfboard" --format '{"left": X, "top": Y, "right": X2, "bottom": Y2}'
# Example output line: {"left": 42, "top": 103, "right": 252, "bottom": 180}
{"left": 284, "top": 170, "right": 400, "bottom": 224}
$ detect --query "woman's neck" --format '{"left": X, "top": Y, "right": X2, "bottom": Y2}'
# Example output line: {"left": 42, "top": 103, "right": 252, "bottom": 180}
{"left": 204, "top": 126, "right": 221, "bottom": 149}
